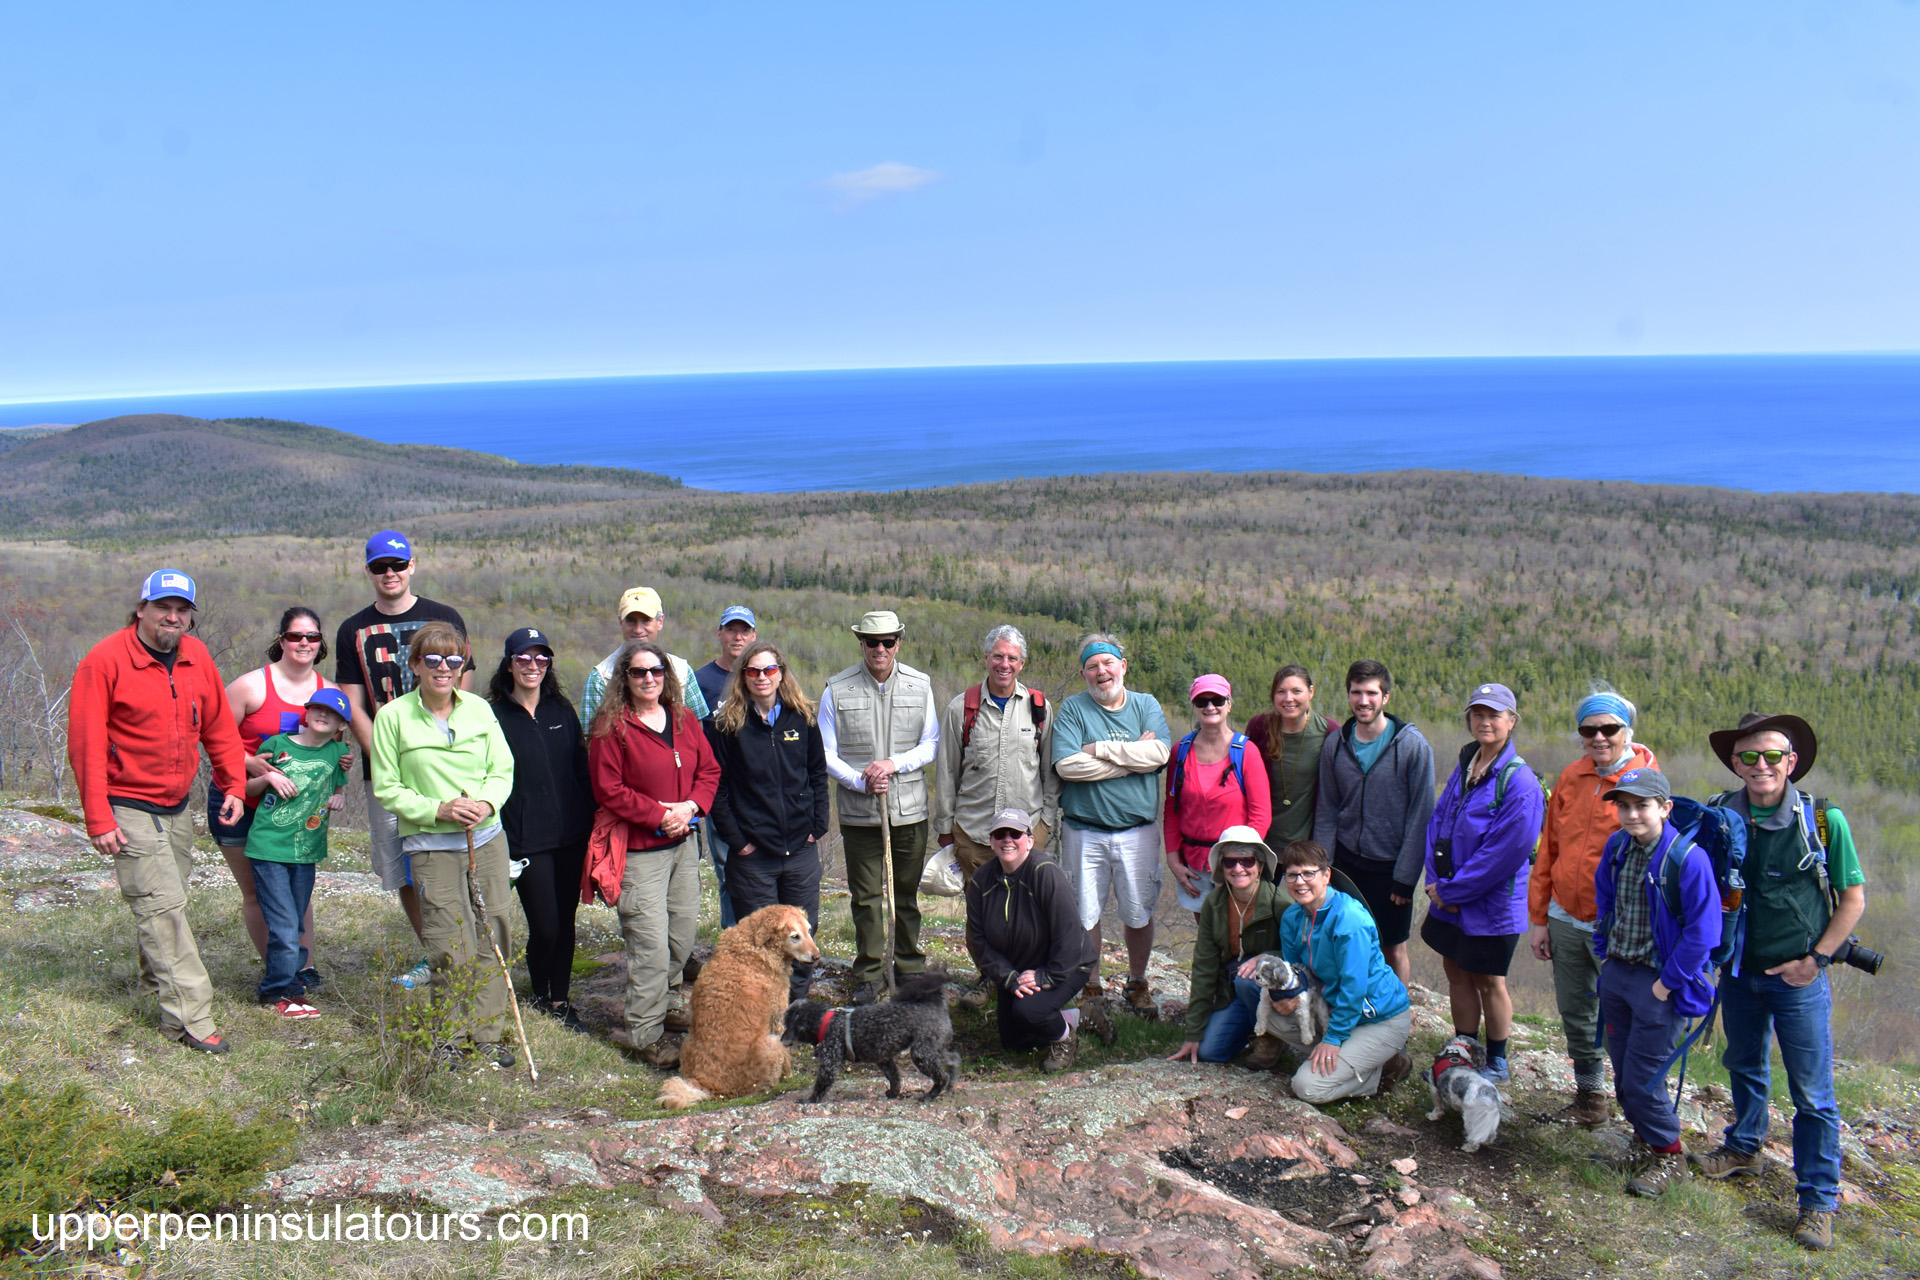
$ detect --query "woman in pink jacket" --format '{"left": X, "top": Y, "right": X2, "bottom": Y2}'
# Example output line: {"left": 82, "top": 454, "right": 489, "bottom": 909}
{"left": 1164, "top": 675, "right": 1271, "bottom": 915}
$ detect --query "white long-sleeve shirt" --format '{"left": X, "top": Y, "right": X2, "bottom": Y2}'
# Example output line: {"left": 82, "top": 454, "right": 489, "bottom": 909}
{"left": 818, "top": 681, "right": 940, "bottom": 792}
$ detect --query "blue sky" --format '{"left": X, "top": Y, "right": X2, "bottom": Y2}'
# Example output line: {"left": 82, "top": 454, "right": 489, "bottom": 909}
{"left": 3, "top": 2, "right": 1918, "bottom": 401}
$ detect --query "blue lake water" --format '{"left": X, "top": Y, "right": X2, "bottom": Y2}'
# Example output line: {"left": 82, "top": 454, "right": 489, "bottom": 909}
{"left": 6, "top": 355, "right": 1920, "bottom": 494}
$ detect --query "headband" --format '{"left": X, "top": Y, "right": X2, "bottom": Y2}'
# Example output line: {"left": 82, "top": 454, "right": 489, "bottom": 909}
{"left": 1575, "top": 691, "right": 1635, "bottom": 732}
{"left": 1079, "top": 641, "right": 1125, "bottom": 666}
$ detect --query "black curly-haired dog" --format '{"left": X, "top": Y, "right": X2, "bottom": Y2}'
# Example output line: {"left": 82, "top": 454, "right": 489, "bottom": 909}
{"left": 782, "top": 972, "right": 959, "bottom": 1103}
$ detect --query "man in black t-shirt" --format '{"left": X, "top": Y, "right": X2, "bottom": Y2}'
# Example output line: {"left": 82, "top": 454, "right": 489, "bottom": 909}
{"left": 335, "top": 530, "right": 470, "bottom": 978}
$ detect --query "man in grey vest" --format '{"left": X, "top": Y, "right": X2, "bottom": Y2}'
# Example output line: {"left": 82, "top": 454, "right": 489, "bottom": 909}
{"left": 820, "top": 609, "right": 940, "bottom": 1005}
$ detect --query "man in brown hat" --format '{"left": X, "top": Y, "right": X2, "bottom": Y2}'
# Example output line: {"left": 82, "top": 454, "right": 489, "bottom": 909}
{"left": 1691, "top": 713, "right": 1866, "bottom": 1253}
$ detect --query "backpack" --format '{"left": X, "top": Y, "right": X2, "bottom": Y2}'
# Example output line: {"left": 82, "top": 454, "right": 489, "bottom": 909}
{"left": 1661, "top": 796, "right": 1751, "bottom": 973}
{"left": 1170, "top": 731, "right": 1249, "bottom": 810}
{"left": 961, "top": 684, "right": 1046, "bottom": 754}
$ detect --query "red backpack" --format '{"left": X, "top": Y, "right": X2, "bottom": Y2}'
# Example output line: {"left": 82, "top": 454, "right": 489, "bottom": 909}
{"left": 960, "top": 684, "right": 1047, "bottom": 754}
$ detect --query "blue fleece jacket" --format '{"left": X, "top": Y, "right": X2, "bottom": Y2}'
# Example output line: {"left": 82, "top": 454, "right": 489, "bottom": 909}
{"left": 1592, "top": 821, "right": 1722, "bottom": 1018}
{"left": 1279, "top": 888, "right": 1412, "bottom": 1046}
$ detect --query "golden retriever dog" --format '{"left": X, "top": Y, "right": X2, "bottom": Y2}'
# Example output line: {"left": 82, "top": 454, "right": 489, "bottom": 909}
{"left": 658, "top": 904, "right": 820, "bottom": 1109}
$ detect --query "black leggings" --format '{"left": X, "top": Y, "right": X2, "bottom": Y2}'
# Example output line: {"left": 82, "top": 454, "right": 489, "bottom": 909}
{"left": 726, "top": 842, "right": 822, "bottom": 1000}
{"left": 996, "top": 960, "right": 1097, "bottom": 1053}
{"left": 513, "top": 839, "right": 587, "bottom": 1004}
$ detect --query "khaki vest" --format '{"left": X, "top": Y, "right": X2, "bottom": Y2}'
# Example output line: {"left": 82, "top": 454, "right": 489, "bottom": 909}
{"left": 827, "top": 660, "right": 933, "bottom": 825}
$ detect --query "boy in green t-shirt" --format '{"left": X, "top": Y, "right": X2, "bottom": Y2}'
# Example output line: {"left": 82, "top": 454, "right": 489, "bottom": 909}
{"left": 245, "top": 690, "right": 352, "bottom": 1017}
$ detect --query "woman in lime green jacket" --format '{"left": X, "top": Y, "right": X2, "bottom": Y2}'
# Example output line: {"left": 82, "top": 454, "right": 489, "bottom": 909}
{"left": 372, "top": 620, "right": 518, "bottom": 1068}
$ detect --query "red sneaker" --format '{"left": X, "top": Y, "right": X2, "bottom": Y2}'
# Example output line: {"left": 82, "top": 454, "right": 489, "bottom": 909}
{"left": 273, "top": 999, "right": 320, "bottom": 1020}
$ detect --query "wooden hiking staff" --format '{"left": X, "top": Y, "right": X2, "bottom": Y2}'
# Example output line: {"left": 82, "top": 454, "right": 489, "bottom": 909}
{"left": 463, "top": 793, "right": 538, "bottom": 1083}
{"left": 880, "top": 809, "right": 897, "bottom": 1000}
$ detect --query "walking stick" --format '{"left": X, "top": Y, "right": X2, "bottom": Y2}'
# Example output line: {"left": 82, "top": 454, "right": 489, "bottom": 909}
{"left": 462, "top": 794, "right": 538, "bottom": 1083}
{"left": 880, "top": 801, "right": 897, "bottom": 1001}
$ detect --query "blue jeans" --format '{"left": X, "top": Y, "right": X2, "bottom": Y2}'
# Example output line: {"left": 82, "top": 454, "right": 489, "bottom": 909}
{"left": 249, "top": 859, "right": 316, "bottom": 1001}
{"left": 1599, "top": 959, "right": 1685, "bottom": 1149}
{"left": 705, "top": 826, "right": 737, "bottom": 930}
{"left": 1719, "top": 969, "right": 1841, "bottom": 1211}
{"left": 1198, "top": 972, "right": 1263, "bottom": 1062}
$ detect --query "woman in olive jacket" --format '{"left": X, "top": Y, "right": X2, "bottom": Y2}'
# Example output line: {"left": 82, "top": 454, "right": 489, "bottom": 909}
{"left": 706, "top": 641, "right": 830, "bottom": 1000}
{"left": 1169, "top": 827, "right": 1287, "bottom": 1065}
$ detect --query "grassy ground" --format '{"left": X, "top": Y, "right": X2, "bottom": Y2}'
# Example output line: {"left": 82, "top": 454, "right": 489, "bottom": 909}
{"left": 1, "top": 806, "right": 1916, "bottom": 1277}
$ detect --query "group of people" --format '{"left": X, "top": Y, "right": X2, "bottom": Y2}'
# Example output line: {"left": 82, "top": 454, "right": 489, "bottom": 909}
{"left": 67, "top": 532, "right": 1868, "bottom": 1252}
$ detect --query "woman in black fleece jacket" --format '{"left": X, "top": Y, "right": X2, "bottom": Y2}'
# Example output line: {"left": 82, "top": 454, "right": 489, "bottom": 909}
{"left": 707, "top": 641, "right": 830, "bottom": 1000}
{"left": 965, "top": 809, "right": 1106, "bottom": 1059}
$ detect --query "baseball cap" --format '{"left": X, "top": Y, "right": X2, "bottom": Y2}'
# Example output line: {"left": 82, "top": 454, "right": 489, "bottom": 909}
{"left": 503, "top": 626, "right": 552, "bottom": 657}
{"left": 364, "top": 531, "right": 414, "bottom": 564}
{"left": 719, "top": 605, "right": 757, "bottom": 629}
{"left": 987, "top": 807, "right": 1033, "bottom": 836}
{"left": 139, "top": 569, "right": 197, "bottom": 607}
{"left": 618, "top": 586, "right": 663, "bottom": 621}
{"left": 1604, "top": 768, "right": 1672, "bottom": 802}
{"left": 1466, "top": 682, "right": 1517, "bottom": 715}
{"left": 304, "top": 688, "right": 353, "bottom": 723}
{"left": 1189, "top": 674, "right": 1232, "bottom": 702}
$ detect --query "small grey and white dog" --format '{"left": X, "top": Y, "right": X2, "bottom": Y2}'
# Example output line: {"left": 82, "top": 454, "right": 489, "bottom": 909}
{"left": 1247, "top": 953, "right": 1326, "bottom": 1048}
{"left": 782, "top": 972, "right": 959, "bottom": 1103}
{"left": 1426, "top": 1034, "right": 1508, "bottom": 1152}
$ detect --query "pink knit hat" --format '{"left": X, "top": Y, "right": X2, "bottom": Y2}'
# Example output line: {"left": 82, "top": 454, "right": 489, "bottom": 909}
{"left": 1189, "top": 674, "right": 1232, "bottom": 702}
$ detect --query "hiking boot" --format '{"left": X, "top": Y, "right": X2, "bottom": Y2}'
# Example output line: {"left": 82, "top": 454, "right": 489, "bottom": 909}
{"left": 1375, "top": 1051, "right": 1413, "bottom": 1096}
{"left": 546, "top": 999, "right": 588, "bottom": 1034}
{"left": 1238, "top": 1033, "right": 1288, "bottom": 1071}
{"left": 682, "top": 955, "right": 704, "bottom": 987}
{"left": 1123, "top": 977, "right": 1157, "bottom": 1017}
{"left": 1082, "top": 978, "right": 1107, "bottom": 1002}
{"left": 1626, "top": 1151, "right": 1689, "bottom": 1197}
{"left": 1479, "top": 1057, "right": 1511, "bottom": 1083}
{"left": 1540, "top": 1090, "right": 1612, "bottom": 1127}
{"left": 957, "top": 979, "right": 993, "bottom": 1013}
{"left": 663, "top": 1000, "right": 693, "bottom": 1034}
{"left": 1040, "top": 1026, "right": 1078, "bottom": 1073}
{"left": 849, "top": 981, "right": 880, "bottom": 1007}
{"left": 1591, "top": 1136, "right": 1653, "bottom": 1173}
{"left": 1791, "top": 1209, "right": 1835, "bottom": 1251}
{"left": 180, "top": 1029, "right": 231, "bottom": 1056}
{"left": 480, "top": 1042, "right": 516, "bottom": 1070}
{"left": 1690, "top": 1143, "right": 1767, "bottom": 1180}
{"left": 270, "top": 998, "right": 320, "bottom": 1020}
{"left": 1080, "top": 999, "right": 1117, "bottom": 1046}
{"left": 431, "top": 1043, "right": 469, "bottom": 1070}
{"left": 296, "top": 966, "right": 323, "bottom": 990}
{"left": 636, "top": 1035, "right": 682, "bottom": 1068}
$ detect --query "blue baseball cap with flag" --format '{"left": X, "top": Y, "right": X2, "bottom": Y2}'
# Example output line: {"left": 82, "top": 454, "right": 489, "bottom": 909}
{"left": 139, "top": 569, "right": 198, "bottom": 607}
{"left": 304, "top": 688, "right": 353, "bottom": 723}
{"left": 364, "top": 530, "right": 414, "bottom": 564}
{"left": 719, "top": 605, "right": 757, "bottom": 628}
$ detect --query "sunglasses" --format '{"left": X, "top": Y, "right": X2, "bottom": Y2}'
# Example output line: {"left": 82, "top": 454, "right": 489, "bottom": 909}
{"left": 511, "top": 653, "right": 552, "bottom": 668}
{"left": 1578, "top": 723, "right": 1624, "bottom": 739}
{"left": 367, "top": 560, "right": 410, "bottom": 574}
{"left": 1192, "top": 695, "right": 1227, "bottom": 710}
{"left": 744, "top": 664, "right": 782, "bottom": 679}
{"left": 281, "top": 631, "right": 323, "bottom": 644}
{"left": 627, "top": 665, "right": 668, "bottom": 681}
{"left": 861, "top": 636, "right": 900, "bottom": 649}
{"left": 1281, "top": 868, "right": 1327, "bottom": 883}
{"left": 1220, "top": 857, "right": 1259, "bottom": 871}
{"left": 989, "top": 829, "right": 1027, "bottom": 842}
{"left": 419, "top": 654, "right": 465, "bottom": 671}
{"left": 1736, "top": 748, "right": 1791, "bottom": 766}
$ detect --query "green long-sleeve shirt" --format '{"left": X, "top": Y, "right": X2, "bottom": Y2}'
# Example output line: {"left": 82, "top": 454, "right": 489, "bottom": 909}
{"left": 371, "top": 690, "right": 515, "bottom": 838}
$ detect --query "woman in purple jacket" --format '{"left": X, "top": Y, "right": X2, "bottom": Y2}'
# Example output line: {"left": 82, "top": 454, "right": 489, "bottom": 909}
{"left": 1591, "top": 767, "right": 1720, "bottom": 1197}
{"left": 1420, "top": 683, "right": 1546, "bottom": 1081}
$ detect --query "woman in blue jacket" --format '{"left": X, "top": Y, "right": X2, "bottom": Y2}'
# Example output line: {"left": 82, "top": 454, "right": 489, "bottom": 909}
{"left": 1269, "top": 839, "right": 1414, "bottom": 1103}
{"left": 1592, "top": 768, "right": 1721, "bottom": 1198}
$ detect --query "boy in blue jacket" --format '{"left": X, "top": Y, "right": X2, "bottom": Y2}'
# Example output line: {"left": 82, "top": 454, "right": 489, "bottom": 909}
{"left": 1592, "top": 768, "right": 1721, "bottom": 1197}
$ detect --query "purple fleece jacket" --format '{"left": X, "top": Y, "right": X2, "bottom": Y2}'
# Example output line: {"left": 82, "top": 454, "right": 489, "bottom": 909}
{"left": 1592, "top": 820, "right": 1722, "bottom": 1018}
{"left": 1422, "top": 739, "right": 1546, "bottom": 937}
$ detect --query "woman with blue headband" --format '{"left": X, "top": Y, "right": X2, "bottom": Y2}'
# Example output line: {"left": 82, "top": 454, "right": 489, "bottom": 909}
{"left": 1528, "top": 683, "right": 1659, "bottom": 1127}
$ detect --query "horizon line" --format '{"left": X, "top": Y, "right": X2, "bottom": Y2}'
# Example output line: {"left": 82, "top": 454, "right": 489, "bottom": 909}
{"left": 5, "top": 346, "right": 1920, "bottom": 409}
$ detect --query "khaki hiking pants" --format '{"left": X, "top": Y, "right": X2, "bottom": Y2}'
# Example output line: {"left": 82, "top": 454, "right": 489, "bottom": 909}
{"left": 111, "top": 805, "right": 216, "bottom": 1042}
{"left": 412, "top": 833, "right": 514, "bottom": 1044}
{"left": 616, "top": 836, "right": 700, "bottom": 1047}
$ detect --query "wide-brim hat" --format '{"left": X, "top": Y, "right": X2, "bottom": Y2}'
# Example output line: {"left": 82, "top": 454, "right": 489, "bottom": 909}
{"left": 1208, "top": 826, "right": 1278, "bottom": 884}
{"left": 851, "top": 609, "right": 904, "bottom": 637}
{"left": 1709, "top": 712, "right": 1817, "bottom": 782}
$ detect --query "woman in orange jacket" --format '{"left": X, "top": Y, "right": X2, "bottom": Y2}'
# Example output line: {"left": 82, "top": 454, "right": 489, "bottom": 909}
{"left": 1527, "top": 685, "right": 1658, "bottom": 1126}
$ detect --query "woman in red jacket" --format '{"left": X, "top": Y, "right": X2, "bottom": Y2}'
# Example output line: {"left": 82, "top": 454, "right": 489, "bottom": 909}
{"left": 588, "top": 640, "right": 720, "bottom": 1066}
{"left": 1164, "top": 675, "right": 1271, "bottom": 917}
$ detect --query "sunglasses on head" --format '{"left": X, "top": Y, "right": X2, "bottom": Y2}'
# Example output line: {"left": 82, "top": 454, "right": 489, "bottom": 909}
{"left": 1736, "top": 748, "right": 1790, "bottom": 766}
{"left": 1220, "top": 856, "right": 1259, "bottom": 870}
{"left": 1192, "top": 695, "right": 1227, "bottom": 710}
{"left": 511, "top": 653, "right": 552, "bottom": 668}
{"left": 281, "top": 631, "right": 323, "bottom": 644}
{"left": 419, "top": 653, "right": 465, "bottom": 671}
{"left": 744, "top": 663, "right": 782, "bottom": 678}
{"left": 627, "top": 664, "right": 667, "bottom": 681}
{"left": 861, "top": 636, "right": 899, "bottom": 649}
{"left": 367, "top": 560, "right": 410, "bottom": 574}
{"left": 1578, "top": 723, "right": 1624, "bottom": 739}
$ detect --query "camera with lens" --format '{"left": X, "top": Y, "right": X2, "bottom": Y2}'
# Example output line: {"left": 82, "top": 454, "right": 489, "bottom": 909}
{"left": 1831, "top": 936, "right": 1883, "bottom": 976}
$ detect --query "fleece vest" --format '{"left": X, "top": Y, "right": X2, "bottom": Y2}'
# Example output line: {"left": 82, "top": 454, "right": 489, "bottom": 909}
{"left": 826, "top": 661, "right": 933, "bottom": 825}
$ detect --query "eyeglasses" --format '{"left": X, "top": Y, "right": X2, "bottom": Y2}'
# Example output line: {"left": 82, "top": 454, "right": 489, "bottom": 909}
{"left": 511, "top": 653, "right": 552, "bottom": 669}
{"left": 1220, "top": 857, "right": 1258, "bottom": 871}
{"left": 1281, "top": 868, "right": 1327, "bottom": 883}
{"left": 989, "top": 829, "right": 1027, "bottom": 842}
{"left": 627, "top": 665, "right": 667, "bottom": 681}
{"left": 367, "top": 560, "right": 410, "bottom": 575}
{"left": 1578, "top": 723, "right": 1624, "bottom": 739}
{"left": 861, "top": 636, "right": 900, "bottom": 649}
{"left": 744, "top": 664, "right": 782, "bottom": 679}
{"left": 419, "top": 654, "right": 465, "bottom": 671}
{"left": 1736, "top": 749, "right": 1790, "bottom": 766}
{"left": 281, "top": 631, "right": 323, "bottom": 644}
{"left": 1192, "top": 696, "right": 1227, "bottom": 710}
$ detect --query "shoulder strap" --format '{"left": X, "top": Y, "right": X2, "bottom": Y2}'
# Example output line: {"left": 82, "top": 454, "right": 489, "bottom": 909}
{"left": 1170, "top": 732, "right": 1197, "bottom": 806}
{"left": 1029, "top": 688, "right": 1047, "bottom": 752}
{"left": 1798, "top": 794, "right": 1834, "bottom": 902}
{"left": 1492, "top": 755, "right": 1527, "bottom": 809}
{"left": 1656, "top": 832, "right": 1692, "bottom": 919}
{"left": 960, "top": 683, "right": 982, "bottom": 751}
{"left": 1227, "top": 733, "right": 1248, "bottom": 794}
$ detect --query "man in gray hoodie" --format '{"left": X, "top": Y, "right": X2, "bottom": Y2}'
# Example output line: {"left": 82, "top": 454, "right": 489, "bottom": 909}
{"left": 1312, "top": 659, "right": 1435, "bottom": 985}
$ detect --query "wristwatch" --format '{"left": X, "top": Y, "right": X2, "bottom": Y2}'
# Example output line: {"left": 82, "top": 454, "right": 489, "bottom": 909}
{"left": 1811, "top": 951, "right": 1831, "bottom": 970}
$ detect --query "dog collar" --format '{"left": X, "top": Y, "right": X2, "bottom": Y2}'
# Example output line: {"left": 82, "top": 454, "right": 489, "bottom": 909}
{"left": 1431, "top": 1048, "right": 1477, "bottom": 1085}
{"left": 816, "top": 1007, "right": 856, "bottom": 1054}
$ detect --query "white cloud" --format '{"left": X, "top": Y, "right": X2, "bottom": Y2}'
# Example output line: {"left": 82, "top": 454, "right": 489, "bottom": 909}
{"left": 819, "top": 161, "right": 941, "bottom": 210}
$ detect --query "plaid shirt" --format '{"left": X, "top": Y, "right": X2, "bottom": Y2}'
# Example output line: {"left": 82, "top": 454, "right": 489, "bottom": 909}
{"left": 1607, "top": 836, "right": 1659, "bottom": 967}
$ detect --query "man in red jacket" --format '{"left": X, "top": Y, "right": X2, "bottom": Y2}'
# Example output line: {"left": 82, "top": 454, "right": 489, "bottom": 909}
{"left": 68, "top": 570, "right": 249, "bottom": 1054}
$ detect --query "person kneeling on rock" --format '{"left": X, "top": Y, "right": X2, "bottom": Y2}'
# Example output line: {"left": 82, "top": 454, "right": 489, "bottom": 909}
{"left": 1267, "top": 840, "right": 1414, "bottom": 1103}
